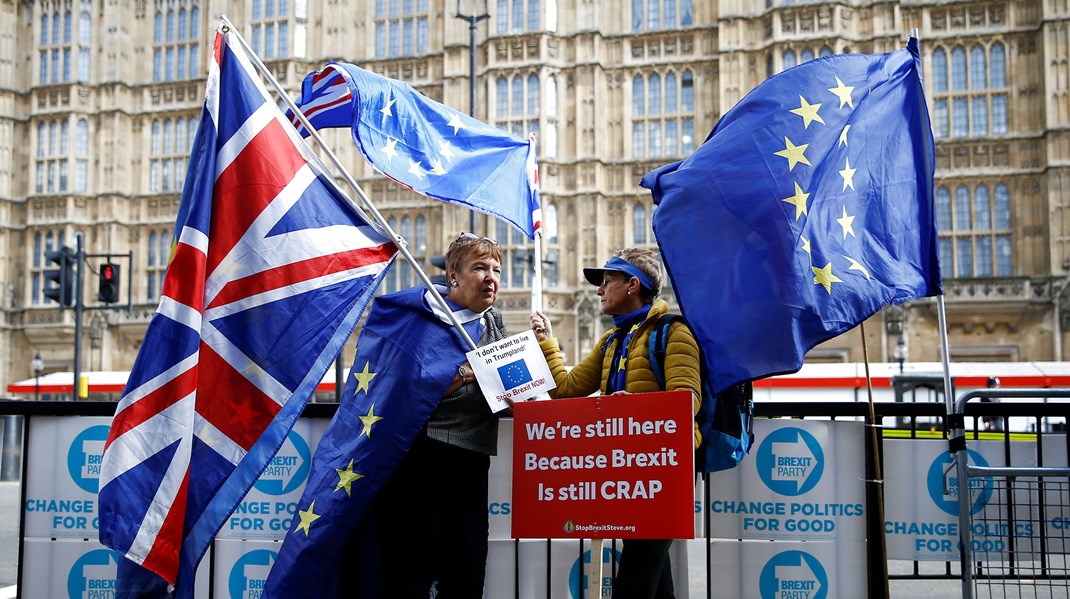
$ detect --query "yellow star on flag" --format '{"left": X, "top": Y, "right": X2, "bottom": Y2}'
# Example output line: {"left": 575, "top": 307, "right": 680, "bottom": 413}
{"left": 836, "top": 206, "right": 856, "bottom": 240}
{"left": 618, "top": 356, "right": 626, "bottom": 372}
{"left": 429, "top": 158, "right": 448, "bottom": 176}
{"left": 800, "top": 235, "right": 811, "bottom": 257}
{"left": 782, "top": 182, "right": 810, "bottom": 220}
{"left": 353, "top": 362, "right": 377, "bottom": 396}
{"left": 839, "top": 157, "right": 857, "bottom": 191}
{"left": 773, "top": 137, "right": 812, "bottom": 172}
{"left": 380, "top": 98, "right": 396, "bottom": 120}
{"left": 789, "top": 96, "right": 825, "bottom": 129}
{"left": 828, "top": 76, "right": 855, "bottom": 109}
{"left": 295, "top": 500, "right": 320, "bottom": 536}
{"left": 838, "top": 124, "right": 851, "bottom": 147}
{"left": 845, "top": 256, "right": 871, "bottom": 279}
{"left": 359, "top": 404, "right": 383, "bottom": 439}
{"left": 335, "top": 459, "right": 364, "bottom": 496}
{"left": 812, "top": 262, "right": 844, "bottom": 294}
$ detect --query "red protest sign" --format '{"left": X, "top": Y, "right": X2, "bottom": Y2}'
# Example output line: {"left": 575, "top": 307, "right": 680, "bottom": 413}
{"left": 511, "top": 391, "right": 695, "bottom": 539}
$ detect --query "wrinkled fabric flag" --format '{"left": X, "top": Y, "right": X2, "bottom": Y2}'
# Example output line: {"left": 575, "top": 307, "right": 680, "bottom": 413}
{"left": 288, "top": 62, "right": 542, "bottom": 238}
{"left": 264, "top": 286, "right": 488, "bottom": 597}
{"left": 98, "top": 24, "right": 396, "bottom": 597}
{"left": 642, "top": 38, "right": 942, "bottom": 394}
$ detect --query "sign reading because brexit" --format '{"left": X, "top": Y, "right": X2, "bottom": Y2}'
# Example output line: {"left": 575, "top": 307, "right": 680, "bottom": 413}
{"left": 468, "top": 330, "right": 555, "bottom": 413}
{"left": 511, "top": 391, "right": 695, "bottom": 539}
{"left": 705, "top": 419, "right": 866, "bottom": 542}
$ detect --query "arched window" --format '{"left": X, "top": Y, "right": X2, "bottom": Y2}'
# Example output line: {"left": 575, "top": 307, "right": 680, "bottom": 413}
{"left": 632, "top": 76, "right": 645, "bottom": 116}
{"left": 954, "top": 186, "right": 971, "bottom": 230}
{"left": 970, "top": 44, "right": 987, "bottom": 89}
{"left": 783, "top": 50, "right": 797, "bottom": 71}
{"left": 951, "top": 47, "right": 967, "bottom": 90}
{"left": 496, "top": 77, "right": 508, "bottom": 118}
{"left": 512, "top": 76, "right": 524, "bottom": 116}
{"left": 801, "top": 48, "right": 814, "bottom": 63}
{"left": 633, "top": 203, "right": 648, "bottom": 244}
{"left": 974, "top": 185, "right": 990, "bottom": 229}
{"left": 545, "top": 203, "right": 558, "bottom": 243}
{"left": 935, "top": 187, "right": 951, "bottom": 231}
{"left": 990, "top": 43, "right": 1006, "bottom": 88}
{"left": 665, "top": 73, "right": 678, "bottom": 112}
{"left": 527, "top": 74, "right": 539, "bottom": 115}
{"left": 932, "top": 48, "right": 948, "bottom": 92}
{"left": 648, "top": 74, "right": 661, "bottom": 114}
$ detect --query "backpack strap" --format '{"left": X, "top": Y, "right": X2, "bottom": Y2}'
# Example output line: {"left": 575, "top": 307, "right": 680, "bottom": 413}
{"left": 648, "top": 314, "right": 684, "bottom": 390}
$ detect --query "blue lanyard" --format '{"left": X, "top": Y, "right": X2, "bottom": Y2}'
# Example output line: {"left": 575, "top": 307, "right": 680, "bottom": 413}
{"left": 606, "top": 323, "right": 642, "bottom": 394}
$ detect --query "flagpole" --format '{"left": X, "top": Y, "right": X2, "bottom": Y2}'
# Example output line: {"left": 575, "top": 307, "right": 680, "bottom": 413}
{"left": 218, "top": 14, "right": 477, "bottom": 350}
{"left": 858, "top": 322, "right": 890, "bottom": 599}
{"left": 903, "top": 23, "right": 970, "bottom": 593}
{"left": 531, "top": 231, "right": 543, "bottom": 313}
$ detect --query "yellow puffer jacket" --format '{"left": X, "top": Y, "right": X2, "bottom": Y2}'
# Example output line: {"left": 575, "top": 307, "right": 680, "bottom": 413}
{"left": 539, "top": 299, "right": 703, "bottom": 448}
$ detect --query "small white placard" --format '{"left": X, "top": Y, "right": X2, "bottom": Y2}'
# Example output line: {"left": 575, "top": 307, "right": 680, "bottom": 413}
{"left": 467, "top": 330, "right": 556, "bottom": 412}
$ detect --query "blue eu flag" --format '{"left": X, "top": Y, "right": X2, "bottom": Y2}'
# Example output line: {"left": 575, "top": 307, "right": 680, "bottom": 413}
{"left": 264, "top": 287, "right": 487, "bottom": 598}
{"left": 642, "top": 38, "right": 942, "bottom": 394}
{"left": 498, "top": 359, "right": 533, "bottom": 389}
{"left": 288, "top": 62, "right": 542, "bottom": 239}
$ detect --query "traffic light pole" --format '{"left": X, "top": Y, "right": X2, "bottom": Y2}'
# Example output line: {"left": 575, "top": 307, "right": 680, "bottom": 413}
{"left": 73, "top": 232, "right": 85, "bottom": 401}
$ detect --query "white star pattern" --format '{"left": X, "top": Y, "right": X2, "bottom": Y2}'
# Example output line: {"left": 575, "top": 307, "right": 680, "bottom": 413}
{"left": 407, "top": 158, "right": 426, "bottom": 180}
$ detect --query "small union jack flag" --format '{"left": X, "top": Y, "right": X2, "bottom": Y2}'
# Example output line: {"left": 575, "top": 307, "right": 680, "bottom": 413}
{"left": 98, "top": 23, "right": 396, "bottom": 595}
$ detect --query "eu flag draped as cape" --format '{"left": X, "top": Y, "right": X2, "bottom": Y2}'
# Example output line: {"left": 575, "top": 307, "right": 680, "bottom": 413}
{"left": 642, "top": 38, "right": 942, "bottom": 395}
{"left": 264, "top": 286, "right": 488, "bottom": 597}
{"left": 98, "top": 25, "right": 396, "bottom": 597}
{"left": 288, "top": 62, "right": 542, "bottom": 238}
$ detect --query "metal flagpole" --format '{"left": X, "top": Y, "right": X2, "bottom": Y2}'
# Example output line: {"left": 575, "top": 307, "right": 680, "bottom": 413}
{"left": 858, "top": 322, "right": 890, "bottom": 599}
{"left": 218, "top": 14, "right": 477, "bottom": 351}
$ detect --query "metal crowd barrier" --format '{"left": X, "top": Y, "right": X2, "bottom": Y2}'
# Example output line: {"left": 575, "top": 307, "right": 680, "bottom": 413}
{"left": 949, "top": 389, "right": 1070, "bottom": 599}
{"left": 1, "top": 398, "right": 1067, "bottom": 598}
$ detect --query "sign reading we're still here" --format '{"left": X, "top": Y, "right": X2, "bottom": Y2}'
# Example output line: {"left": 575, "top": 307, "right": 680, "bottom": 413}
{"left": 511, "top": 391, "right": 695, "bottom": 540}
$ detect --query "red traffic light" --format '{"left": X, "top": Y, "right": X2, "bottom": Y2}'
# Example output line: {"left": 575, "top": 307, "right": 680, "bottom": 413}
{"left": 102, "top": 264, "right": 116, "bottom": 281}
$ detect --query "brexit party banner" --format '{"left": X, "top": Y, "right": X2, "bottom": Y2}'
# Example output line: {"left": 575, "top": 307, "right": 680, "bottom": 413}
{"left": 20, "top": 415, "right": 324, "bottom": 597}
{"left": 883, "top": 436, "right": 1069, "bottom": 560}
{"left": 20, "top": 539, "right": 211, "bottom": 599}
{"left": 214, "top": 419, "right": 327, "bottom": 540}
{"left": 23, "top": 416, "right": 113, "bottom": 538}
{"left": 468, "top": 329, "right": 556, "bottom": 412}
{"left": 701, "top": 539, "right": 868, "bottom": 599}
{"left": 511, "top": 391, "right": 695, "bottom": 539}
{"left": 703, "top": 419, "right": 867, "bottom": 541}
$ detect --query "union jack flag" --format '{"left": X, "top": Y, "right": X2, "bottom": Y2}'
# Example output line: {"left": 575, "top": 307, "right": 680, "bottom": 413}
{"left": 287, "top": 62, "right": 542, "bottom": 239}
{"left": 98, "top": 24, "right": 396, "bottom": 595}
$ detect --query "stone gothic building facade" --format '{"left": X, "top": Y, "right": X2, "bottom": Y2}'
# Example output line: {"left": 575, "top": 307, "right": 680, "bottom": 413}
{"left": 1, "top": 0, "right": 1068, "bottom": 394}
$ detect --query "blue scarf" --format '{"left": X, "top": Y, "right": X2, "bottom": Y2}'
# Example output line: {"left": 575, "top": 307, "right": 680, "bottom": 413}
{"left": 606, "top": 304, "right": 652, "bottom": 394}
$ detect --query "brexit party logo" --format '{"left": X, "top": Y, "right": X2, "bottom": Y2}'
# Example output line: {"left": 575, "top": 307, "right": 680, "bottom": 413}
{"left": 67, "top": 425, "right": 110, "bottom": 494}
{"left": 253, "top": 430, "right": 312, "bottom": 496}
{"left": 927, "top": 449, "right": 993, "bottom": 516}
{"left": 758, "top": 550, "right": 828, "bottom": 599}
{"left": 568, "top": 546, "right": 622, "bottom": 599}
{"left": 229, "top": 549, "right": 277, "bottom": 599}
{"left": 755, "top": 427, "right": 824, "bottom": 496}
{"left": 68, "top": 548, "right": 118, "bottom": 599}
{"left": 498, "top": 359, "right": 533, "bottom": 390}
